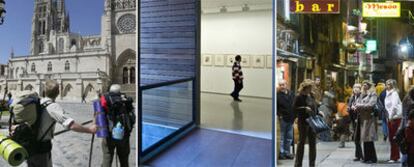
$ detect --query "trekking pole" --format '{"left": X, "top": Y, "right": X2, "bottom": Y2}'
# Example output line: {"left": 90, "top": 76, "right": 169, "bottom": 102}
{"left": 89, "top": 100, "right": 96, "bottom": 167}
{"left": 88, "top": 132, "right": 95, "bottom": 167}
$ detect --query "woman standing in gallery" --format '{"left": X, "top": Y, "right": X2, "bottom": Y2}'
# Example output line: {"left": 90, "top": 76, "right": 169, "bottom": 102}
{"left": 293, "top": 79, "right": 318, "bottom": 167}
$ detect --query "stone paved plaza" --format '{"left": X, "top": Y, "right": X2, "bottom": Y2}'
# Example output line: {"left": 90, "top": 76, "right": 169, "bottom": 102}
{"left": 0, "top": 102, "right": 136, "bottom": 167}
{"left": 278, "top": 140, "right": 401, "bottom": 167}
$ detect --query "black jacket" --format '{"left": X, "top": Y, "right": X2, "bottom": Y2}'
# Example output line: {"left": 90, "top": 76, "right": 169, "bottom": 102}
{"left": 293, "top": 94, "right": 318, "bottom": 123}
{"left": 277, "top": 90, "right": 295, "bottom": 122}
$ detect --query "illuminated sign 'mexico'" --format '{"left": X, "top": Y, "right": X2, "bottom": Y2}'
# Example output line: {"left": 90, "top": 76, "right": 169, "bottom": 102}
{"left": 362, "top": 2, "right": 400, "bottom": 18}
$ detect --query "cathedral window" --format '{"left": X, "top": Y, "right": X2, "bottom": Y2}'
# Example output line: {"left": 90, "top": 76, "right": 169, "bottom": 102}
{"left": 47, "top": 62, "right": 52, "bottom": 72}
{"left": 39, "top": 42, "right": 44, "bottom": 53}
{"left": 16, "top": 67, "right": 19, "bottom": 78}
{"left": 31, "top": 63, "right": 36, "bottom": 72}
{"left": 123, "top": 67, "right": 128, "bottom": 84}
{"left": 42, "top": 21, "right": 46, "bottom": 34}
{"left": 65, "top": 60, "right": 70, "bottom": 71}
{"left": 38, "top": 21, "right": 42, "bottom": 34}
{"left": 130, "top": 67, "right": 135, "bottom": 84}
{"left": 42, "top": 6, "right": 46, "bottom": 17}
{"left": 57, "top": 20, "right": 61, "bottom": 31}
{"left": 58, "top": 38, "right": 65, "bottom": 53}
{"left": 71, "top": 39, "right": 77, "bottom": 47}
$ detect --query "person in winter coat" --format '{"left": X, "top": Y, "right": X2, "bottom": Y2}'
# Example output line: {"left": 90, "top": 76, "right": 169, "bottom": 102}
{"left": 405, "top": 111, "right": 414, "bottom": 166}
{"left": 353, "top": 80, "right": 378, "bottom": 164}
{"left": 348, "top": 83, "right": 363, "bottom": 160}
{"left": 400, "top": 87, "right": 414, "bottom": 166}
{"left": 384, "top": 79, "right": 402, "bottom": 163}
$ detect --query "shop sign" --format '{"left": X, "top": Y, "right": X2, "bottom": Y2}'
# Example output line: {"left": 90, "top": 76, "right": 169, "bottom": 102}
{"left": 290, "top": 0, "right": 340, "bottom": 14}
{"left": 366, "top": 40, "right": 377, "bottom": 53}
{"left": 362, "top": 2, "right": 400, "bottom": 18}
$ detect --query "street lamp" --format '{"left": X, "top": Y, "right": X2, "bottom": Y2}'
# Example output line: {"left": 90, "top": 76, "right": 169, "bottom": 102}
{"left": 399, "top": 37, "right": 413, "bottom": 58}
{"left": 0, "top": 0, "right": 5, "bottom": 25}
{"left": 401, "top": 44, "right": 409, "bottom": 53}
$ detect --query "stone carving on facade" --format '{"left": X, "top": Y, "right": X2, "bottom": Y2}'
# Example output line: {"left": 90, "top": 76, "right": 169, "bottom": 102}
{"left": 82, "top": 36, "right": 102, "bottom": 49}
{"left": 109, "top": 0, "right": 136, "bottom": 10}
{"left": 117, "top": 14, "right": 136, "bottom": 33}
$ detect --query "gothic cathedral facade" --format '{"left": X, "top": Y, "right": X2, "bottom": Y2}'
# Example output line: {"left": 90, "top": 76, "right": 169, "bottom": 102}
{"left": 0, "top": 0, "right": 136, "bottom": 101}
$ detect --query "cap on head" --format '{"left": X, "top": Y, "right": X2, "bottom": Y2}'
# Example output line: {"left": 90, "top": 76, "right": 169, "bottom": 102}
{"left": 109, "top": 84, "right": 121, "bottom": 93}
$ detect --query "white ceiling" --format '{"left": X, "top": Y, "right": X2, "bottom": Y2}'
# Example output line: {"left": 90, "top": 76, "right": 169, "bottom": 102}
{"left": 201, "top": 0, "right": 272, "bottom": 9}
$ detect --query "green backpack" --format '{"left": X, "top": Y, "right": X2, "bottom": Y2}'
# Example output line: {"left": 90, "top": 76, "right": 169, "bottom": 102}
{"left": 9, "top": 91, "right": 39, "bottom": 126}
{"left": 9, "top": 91, "right": 54, "bottom": 156}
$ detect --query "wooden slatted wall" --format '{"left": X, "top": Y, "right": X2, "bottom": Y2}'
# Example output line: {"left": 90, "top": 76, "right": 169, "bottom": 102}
{"left": 140, "top": 0, "right": 198, "bottom": 86}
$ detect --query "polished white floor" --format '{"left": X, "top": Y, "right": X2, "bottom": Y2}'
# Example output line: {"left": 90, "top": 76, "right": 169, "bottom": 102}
{"left": 200, "top": 92, "right": 272, "bottom": 139}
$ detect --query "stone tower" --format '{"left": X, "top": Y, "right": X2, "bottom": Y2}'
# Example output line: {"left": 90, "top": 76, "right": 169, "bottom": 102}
{"left": 30, "top": 0, "right": 70, "bottom": 55}
{"left": 101, "top": 0, "right": 137, "bottom": 85}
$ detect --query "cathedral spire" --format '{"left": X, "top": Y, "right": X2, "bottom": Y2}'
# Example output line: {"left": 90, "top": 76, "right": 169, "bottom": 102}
{"left": 57, "top": 0, "right": 65, "bottom": 14}
{"left": 10, "top": 47, "right": 14, "bottom": 58}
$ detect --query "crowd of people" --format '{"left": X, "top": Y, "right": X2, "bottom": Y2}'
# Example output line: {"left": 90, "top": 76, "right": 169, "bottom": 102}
{"left": 277, "top": 78, "right": 414, "bottom": 167}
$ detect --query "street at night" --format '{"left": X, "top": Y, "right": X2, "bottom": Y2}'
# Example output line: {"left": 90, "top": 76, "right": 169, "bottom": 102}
{"left": 277, "top": 0, "right": 414, "bottom": 166}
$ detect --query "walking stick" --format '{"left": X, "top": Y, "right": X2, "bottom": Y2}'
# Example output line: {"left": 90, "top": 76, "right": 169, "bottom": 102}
{"left": 88, "top": 133, "right": 95, "bottom": 167}
{"left": 89, "top": 100, "right": 98, "bottom": 167}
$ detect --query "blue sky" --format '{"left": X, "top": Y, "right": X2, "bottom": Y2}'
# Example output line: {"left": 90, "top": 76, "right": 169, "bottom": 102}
{"left": 0, "top": 0, "right": 103, "bottom": 63}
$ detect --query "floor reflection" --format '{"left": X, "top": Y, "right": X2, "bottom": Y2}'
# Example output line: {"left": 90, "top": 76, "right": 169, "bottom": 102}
{"left": 231, "top": 101, "right": 243, "bottom": 131}
{"left": 201, "top": 93, "right": 272, "bottom": 139}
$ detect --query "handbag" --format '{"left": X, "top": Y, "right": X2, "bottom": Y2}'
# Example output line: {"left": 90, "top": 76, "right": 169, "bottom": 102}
{"left": 306, "top": 114, "right": 330, "bottom": 134}
{"left": 393, "top": 126, "right": 408, "bottom": 154}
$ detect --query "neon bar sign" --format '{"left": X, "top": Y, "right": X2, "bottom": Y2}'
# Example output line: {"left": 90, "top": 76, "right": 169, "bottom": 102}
{"left": 290, "top": 0, "right": 340, "bottom": 14}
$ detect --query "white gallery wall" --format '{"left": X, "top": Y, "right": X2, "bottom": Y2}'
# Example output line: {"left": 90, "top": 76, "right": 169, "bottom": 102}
{"left": 201, "top": 10, "right": 272, "bottom": 98}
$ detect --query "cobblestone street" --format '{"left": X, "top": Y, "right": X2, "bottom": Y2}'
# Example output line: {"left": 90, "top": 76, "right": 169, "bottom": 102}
{"left": 0, "top": 102, "right": 136, "bottom": 167}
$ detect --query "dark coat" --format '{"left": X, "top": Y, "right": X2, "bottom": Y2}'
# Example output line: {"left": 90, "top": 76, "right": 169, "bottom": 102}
{"left": 293, "top": 94, "right": 318, "bottom": 124}
{"left": 277, "top": 90, "right": 295, "bottom": 122}
{"left": 402, "top": 95, "right": 414, "bottom": 125}
{"left": 348, "top": 94, "right": 360, "bottom": 121}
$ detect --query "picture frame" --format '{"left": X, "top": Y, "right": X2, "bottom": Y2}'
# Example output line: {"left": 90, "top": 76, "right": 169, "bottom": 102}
{"left": 226, "top": 54, "right": 235, "bottom": 67}
{"left": 266, "top": 55, "right": 272, "bottom": 68}
{"left": 202, "top": 54, "right": 213, "bottom": 66}
{"left": 214, "top": 54, "right": 225, "bottom": 66}
{"left": 241, "top": 55, "right": 250, "bottom": 68}
{"left": 252, "top": 55, "right": 265, "bottom": 68}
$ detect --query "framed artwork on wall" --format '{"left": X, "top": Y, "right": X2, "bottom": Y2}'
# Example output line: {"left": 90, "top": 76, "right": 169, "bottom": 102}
{"left": 252, "top": 55, "right": 265, "bottom": 68}
{"left": 266, "top": 55, "right": 272, "bottom": 68}
{"left": 202, "top": 54, "right": 213, "bottom": 66}
{"left": 214, "top": 54, "right": 225, "bottom": 66}
{"left": 226, "top": 54, "right": 235, "bottom": 67}
{"left": 241, "top": 55, "right": 250, "bottom": 67}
